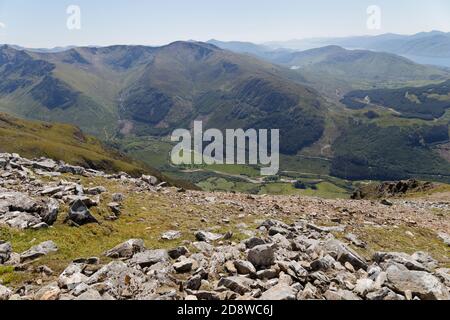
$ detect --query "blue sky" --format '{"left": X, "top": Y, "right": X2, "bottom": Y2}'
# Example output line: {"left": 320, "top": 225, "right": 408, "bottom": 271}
{"left": 0, "top": 0, "right": 449, "bottom": 48}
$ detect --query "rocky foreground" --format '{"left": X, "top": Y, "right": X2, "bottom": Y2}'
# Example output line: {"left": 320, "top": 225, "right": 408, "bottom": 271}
{"left": 0, "top": 153, "right": 449, "bottom": 301}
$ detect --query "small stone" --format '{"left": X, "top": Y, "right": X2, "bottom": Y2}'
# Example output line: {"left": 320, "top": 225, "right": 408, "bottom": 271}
{"left": 386, "top": 265, "right": 449, "bottom": 300}
{"left": 168, "top": 246, "right": 189, "bottom": 259}
{"left": 195, "top": 231, "right": 223, "bottom": 242}
{"left": 217, "top": 276, "right": 254, "bottom": 295}
{"left": 244, "top": 237, "right": 265, "bottom": 249}
{"left": 130, "top": 249, "right": 169, "bottom": 268}
{"left": 173, "top": 259, "right": 194, "bottom": 273}
{"left": 20, "top": 241, "right": 58, "bottom": 263}
{"left": 0, "top": 284, "right": 12, "bottom": 301}
{"left": 67, "top": 199, "right": 98, "bottom": 226}
{"left": 0, "top": 242, "right": 12, "bottom": 264}
{"left": 107, "top": 202, "right": 121, "bottom": 215}
{"left": 185, "top": 275, "right": 202, "bottom": 291}
{"left": 248, "top": 244, "right": 275, "bottom": 269}
{"left": 86, "top": 186, "right": 107, "bottom": 195}
{"left": 76, "top": 289, "right": 103, "bottom": 300}
{"left": 234, "top": 260, "right": 256, "bottom": 275}
{"left": 161, "top": 230, "right": 182, "bottom": 241}
{"left": 112, "top": 193, "right": 124, "bottom": 203}
{"left": 354, "top": 278, "right": 374, "bottom": 297}
{"left": 34, "top": 283, "right": 60, "bottom": 300}
{"left": 104, "top": 239, "right": 145, "bottom": 259}
{"left": 260, "top": 284, "right": 296, "bottom": 300}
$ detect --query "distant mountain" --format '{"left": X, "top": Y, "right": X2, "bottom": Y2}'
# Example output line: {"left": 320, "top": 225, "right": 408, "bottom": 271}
{"left": 207, "top": 39, "right": 292, "bottom": 61}
{"left": 0, "top": 41, "right": 449, "bottom": 183}
{"left": 265, "top": 31, "right": 450, "bottom": 67}
{"left": 210, "top": 42, "right": 450, "bottom": 97}
{"left": 8, "top": 45, "right": 76, "bottom": 53}
{"left": 0, "top": 42, "right": 327, "bottom": 155}
{"left": 275, "top": 45, "right": 450, "bottom": 97}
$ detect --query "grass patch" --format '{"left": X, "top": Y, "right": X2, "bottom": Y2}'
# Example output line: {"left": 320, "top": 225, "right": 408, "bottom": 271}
{"left": 347, "top": 225, "right": 450, "bottom": 268}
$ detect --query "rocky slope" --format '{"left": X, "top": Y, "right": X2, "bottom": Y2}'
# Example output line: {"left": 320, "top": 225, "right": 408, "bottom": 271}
{"left": 0, "top": 153, "right": 449, "bottom": 300}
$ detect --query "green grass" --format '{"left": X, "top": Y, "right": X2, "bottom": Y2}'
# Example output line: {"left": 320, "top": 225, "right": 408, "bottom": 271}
{"left": 0, "top": 113, "right": 146, "bottom": 175}
{"left": 0, "top": 174, "right": 253, "bottom": 287}
{"left": 346, "top": 226, "right": 450, "bottom": 268}
{"left": 258, "top": 181, "right": 349, "bottom": 198}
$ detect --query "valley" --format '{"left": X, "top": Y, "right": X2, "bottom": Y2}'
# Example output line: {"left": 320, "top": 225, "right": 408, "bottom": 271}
{"left": 0, "top": 31, "right": 449, "bottom": 302}
{"left": 0, "top": 36, "right": 450, "bottom": 194}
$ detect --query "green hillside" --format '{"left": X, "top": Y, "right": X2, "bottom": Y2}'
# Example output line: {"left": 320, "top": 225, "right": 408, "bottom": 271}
{"left": 0, "top": 112, "right": 197, "bottom": 189}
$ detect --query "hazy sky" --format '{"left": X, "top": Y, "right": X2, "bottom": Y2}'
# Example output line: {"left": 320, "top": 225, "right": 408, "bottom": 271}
{"left": 0, "top": 0, "right": 449, "bottom": 48}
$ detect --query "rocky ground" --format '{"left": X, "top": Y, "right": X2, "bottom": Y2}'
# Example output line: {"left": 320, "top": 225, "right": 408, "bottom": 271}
{"left": 0, "top": 153, "right": 449, "bottom": 300}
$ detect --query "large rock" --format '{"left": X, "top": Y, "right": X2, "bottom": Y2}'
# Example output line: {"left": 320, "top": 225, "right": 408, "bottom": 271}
{"left": 0, "top": 191, "right": 40, "bottom": 212}
{"left": 234, "top": 260, "right": 256, "bottom": 275}
{"left": 58, "top": 263, "right": 89, "bottom": 290}
{"left": 168, "top": 246, "right": 189, "bottom": 260}
{"left": 141, "top": 175, "right": 158, "bottom": 186}
{"left": 67, "top": 199, "right": 98, "bottom": 226}
{"left": 129, "top": 249, "right": 169, "bottom": 268}
{"left": 324, "top": 289, "right": 361, "bottom": 300}
{"left": 34, "top": 282, "right": 61, "bottom": 300}
{"left": 0, "top": 284, "right": 12, "bottom": 301}
{"left": 386, "top": 265, "right": 449, "bottom": 300}
{"left": 324, "top": 240, "right": 368, "bottom": 271}
{"left": 374, "top": 252, "right": 430, "bottom": 271}
{"left": 1, "top": 211, "right": 42, "bottom": 229}
{"left": 87, "top": 261, "right": 155, "bottom": 300}
{"left": 195, "top": 231, "right": 223, "bottom": 242}
{"left": 173, "top": 258, "right": 195, "bottom": 273}
{"left": 20, "top": 240, "right": 58, "bottom": 263}
{"left": 58, "top": 164, "right": 86, "bottom": 176}
{"left": 104, "top": 239, "right": 145, "bottom": 259}
{"left": 161, "top": 230, "right": 182, "bottom": 241}
{"left": 217, "top": 276, "right": 254, "bottom": 295}
{"left": 0, "top": 242, "right": 12, "bottom": 264}
{"left": 260, "top": 284, "right": 296, "bottom": 300}
{"left": 248, "top": 244, "right": 275, "bottom": 269}
{"left": 33, "top": 159, "right": 57, "bottom": 171}
{"left": 40, "top": 198, "right": 59, "bottom": 225}
{"left": 438, "top": 232, "right": 450, "bottom": 246}
{"left": 76, "top": 289, "right": 103, "bottom": 300}
{"left": 243, "top": 237, "right": 265, "bottom": 249}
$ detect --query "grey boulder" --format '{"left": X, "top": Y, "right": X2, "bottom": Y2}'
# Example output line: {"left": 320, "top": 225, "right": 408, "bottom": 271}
{"left": 68, "top": 200, "right": 98, "bottom": 226}
{"left": 104, "top": 239, "right": 145, "bottom": 259}
{"left": 20, "top": 240, "right": 58, "bottom": 263}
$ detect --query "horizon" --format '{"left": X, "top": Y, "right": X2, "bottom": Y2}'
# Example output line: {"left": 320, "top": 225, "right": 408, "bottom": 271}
{"left": 1, "top": 0, "right": 450, "bottom": 48}
{"left": 2, "top": 29, "right": 449, "bottom": 50}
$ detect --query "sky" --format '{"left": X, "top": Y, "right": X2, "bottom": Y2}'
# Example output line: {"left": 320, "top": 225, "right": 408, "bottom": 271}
{"left": 0, "top": 0, "right": 449, "bottom": 48}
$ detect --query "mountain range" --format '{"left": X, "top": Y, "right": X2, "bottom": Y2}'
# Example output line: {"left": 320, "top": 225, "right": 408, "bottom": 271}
{"left": 208, "top": 40, "right": 450, "bottom": 98}
{"left": 0, "top": 39, "right": 449, "bottom": 184}
{"left": 264, "top": 31, "right": 450, "bottom": 67}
